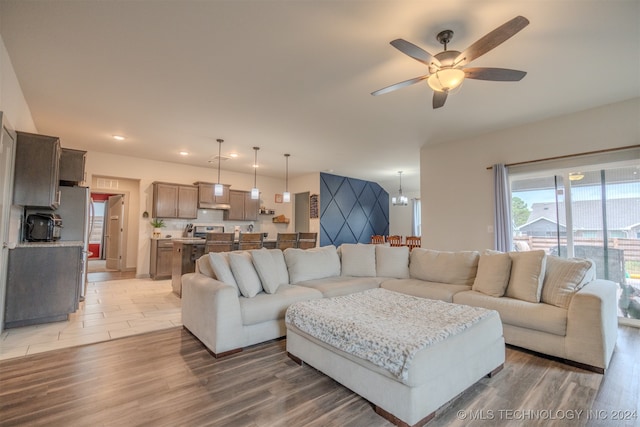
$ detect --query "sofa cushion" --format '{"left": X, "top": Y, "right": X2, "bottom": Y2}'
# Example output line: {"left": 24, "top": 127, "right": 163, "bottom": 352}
{"left": 454, "top": 290, "right": 567, "bottom": 336}
{"left": 228, "top": 252, "right": 263, "bottom": 298}
{"left": 251, "top": 249, "right": 290, "bottom": 294}
{"left": 207, "top": 252, "right": 240, "bottom": 296}
{"left": 381, "top": 279, "right": 471, "bottom": 303}
{"left": 375, "top": 245, "right": 410, "bottom": 278}
{"left": 472, "top": 250, "right": 512, "bottom": 297}
{"left": 284, "top": 245, "right": 341, "bottom": 283}
{"left": 409, "top": 249, "right": 479, "bottom": 285}
{"left": 295, "top": 276, "right": 383, "bottom": 298}
{"left": 505, "top": 250, "right": 546, "bottom": 303}
{"left": 542, "top": 256, "right": 594, "bottom": 309}
{"left": 239, "top": 284, "right": 323, "bottom": 326}
{"left": 340, "top": 243, "right": 376, "bottom": 277}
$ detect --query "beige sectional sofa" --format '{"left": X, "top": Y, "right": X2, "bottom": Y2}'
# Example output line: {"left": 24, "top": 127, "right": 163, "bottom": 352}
{"left": 181, "top": 244, "right": 618, "bottom": 372}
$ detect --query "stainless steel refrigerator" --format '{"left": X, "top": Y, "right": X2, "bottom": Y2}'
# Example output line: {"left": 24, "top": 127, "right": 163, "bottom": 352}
{"left": 54, "top": 185, "right": 91, "bottom": 300}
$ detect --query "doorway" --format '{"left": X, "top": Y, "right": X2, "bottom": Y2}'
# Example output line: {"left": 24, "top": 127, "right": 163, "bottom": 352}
{"left": 294, "top": 192, "right": 310, "bottom": 232}
{"left": 0, "top": 115, "right": 16, "bottom": 332}
{"left": 88, "top": 192, "right": 125, "bottom": 273}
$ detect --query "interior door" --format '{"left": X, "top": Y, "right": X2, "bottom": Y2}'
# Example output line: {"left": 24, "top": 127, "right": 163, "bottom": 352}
{"left": 0, "top": 118, "right": 16, "bottom": 332}
{"left": 105, "top": 195, "right": 124, "bottom": 270}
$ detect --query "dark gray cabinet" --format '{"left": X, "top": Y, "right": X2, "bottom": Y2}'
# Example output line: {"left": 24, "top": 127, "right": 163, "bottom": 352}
{"left": 5, "top": 245, "right": 81, "bottom": 328}
{"left": 150, "top": 238, "right": 173, "bottom": 279}
{"left": 224, "top": 190, "right": 259, "bottom": 221}
{"left": 194, "top": 181, "right": 230, "bottom": 208}
{"left": 59, "top": 148, "right": 86, "bottom": 184}
{"left": 152, "top": 182, "right": 198, "bottom": 219}
{"left": 13, "top": 131, "right": 61, "bottom": 208}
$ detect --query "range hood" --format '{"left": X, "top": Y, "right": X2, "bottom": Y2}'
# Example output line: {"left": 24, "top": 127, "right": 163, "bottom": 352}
{"left": 199, "top": 201, "right": 231, "bottom": 210}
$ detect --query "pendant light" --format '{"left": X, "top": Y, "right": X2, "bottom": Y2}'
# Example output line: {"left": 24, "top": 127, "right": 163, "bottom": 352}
{"left": 283, "top": 153, "right": 291, "bottom": 203}
{"left": 392, "top": 171, "right": 408, "bottom": 206}
{"left": 251, "top": 147, "right": 260, "bottom": 200}
{"left": 214, "top": 139, "right": 224, "bottom": 197}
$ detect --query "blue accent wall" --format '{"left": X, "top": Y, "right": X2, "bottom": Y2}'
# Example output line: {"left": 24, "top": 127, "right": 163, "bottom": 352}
{"left": 320, "top": 172, "right": 389, "bottom": 246}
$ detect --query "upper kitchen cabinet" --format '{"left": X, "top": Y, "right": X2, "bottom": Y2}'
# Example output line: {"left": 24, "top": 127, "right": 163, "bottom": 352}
{"left": 59, "top": 148, "right": 86, "bottom": 185}
{"left": 194, "top": 181, "right": 231, "bottom": 208}
{"left": 152, "top": 182, "right": 198, "bottom": 219}
{"left": 13, "top": 131, "right": 61, "bottom": 209}
{"left": 224, "top": 190, "right": 259, "bottom": 221}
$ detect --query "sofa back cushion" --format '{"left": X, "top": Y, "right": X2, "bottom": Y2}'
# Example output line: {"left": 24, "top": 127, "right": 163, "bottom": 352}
{"left": 375, "top": 245, "right": 410, "bottom": 278}
{"left": 409, "top": 249, "right": 479, "bottom": 285}
{"left": 340, "top": 243, "right": 376, "bottom": 277}
{"left": 542, "top": 256, "right": 595, "bottom": 308}
{"left": 228, "top": 252, "right": 263, "bottom": 298}
{"left": 505, "top": 250, "right": 546, "bottom": 303}
{"left": 284, "top": 245, "right": 341, "bottom": 283}
{"left": 207, "top": 252, "right": 240, "bottom": 296}
{"left": 472, "top": 250, "right": 512, "bottom": 297}
{"left": 251, "top": 248, "right": 290, "bottom": 294}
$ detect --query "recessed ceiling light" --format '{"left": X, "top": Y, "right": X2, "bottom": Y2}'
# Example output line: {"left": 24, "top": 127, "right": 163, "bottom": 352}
{"left": 229, "top": 153, "right": 238, "bottom": 158}
{"left": 179, "top": 151, "right": 189, "bottom": 156}
{"left": 112, "top": 135, "right": 126, "bottom": 141}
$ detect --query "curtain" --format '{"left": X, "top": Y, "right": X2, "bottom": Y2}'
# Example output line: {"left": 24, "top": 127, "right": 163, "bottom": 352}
{"left": 493, "top": 164, "right": 512, "bottom": 252}
{"left": 411, "top": 198, "right": 421, "bottom": 236}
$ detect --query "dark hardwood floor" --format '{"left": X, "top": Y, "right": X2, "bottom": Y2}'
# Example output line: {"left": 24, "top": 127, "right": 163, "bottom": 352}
{"left": 0, "top": 326, "right": 638, "bottom": 427}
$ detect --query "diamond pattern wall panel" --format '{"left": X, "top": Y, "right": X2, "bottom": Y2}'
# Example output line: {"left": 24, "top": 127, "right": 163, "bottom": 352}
{"left": 320, "top": 172, "right": 389, "bottom": 246}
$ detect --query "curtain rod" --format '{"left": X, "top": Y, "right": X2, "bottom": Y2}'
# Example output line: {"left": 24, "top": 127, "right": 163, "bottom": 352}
{"left": 486, "top": 144, "right": 640, "bottom": 170}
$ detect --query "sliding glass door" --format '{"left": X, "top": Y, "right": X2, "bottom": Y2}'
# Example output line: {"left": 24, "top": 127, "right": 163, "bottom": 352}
{"left": 511, "top": 162, "right": 640, "bottom": 321}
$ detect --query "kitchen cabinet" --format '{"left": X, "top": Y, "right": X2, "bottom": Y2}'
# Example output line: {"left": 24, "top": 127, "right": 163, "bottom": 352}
{"left": 194, "top": 181, "right": 230, "bottom": 208}
{"left": 13, "top": 131, "right": 61, "bottom": 208}
{"left": 224, "top": 190, "right": 259, "bottom": 221}
{"left": 171, "top": 240, "right": 205, "bottom": 296}
{"left": 150, "top": 238, "right": 173, "bottom": 279}
{"left": 5, "top": 244, "right": 81, "bottom": 328}
{"left": 152, "top": 182, "right": 198, "bottom": 219}
{"left": 59, "top": 148, "right": 86, "bottom": 184}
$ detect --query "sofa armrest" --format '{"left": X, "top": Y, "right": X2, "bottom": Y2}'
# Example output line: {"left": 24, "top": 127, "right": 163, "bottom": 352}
{"left": 565, "top": 279, "right": 618, "bottom": 371}
{"left": 181, "top": 273, "right": 244, "bottom": 355}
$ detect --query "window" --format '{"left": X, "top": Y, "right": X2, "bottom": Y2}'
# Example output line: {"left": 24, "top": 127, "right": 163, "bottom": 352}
{"left": 510, "top": 161, "right": 640, "bottom": 321}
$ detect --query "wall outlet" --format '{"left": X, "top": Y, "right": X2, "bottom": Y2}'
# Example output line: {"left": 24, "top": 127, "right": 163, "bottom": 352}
{"left": 487, "top": 225, "right": 494, "bottom": 233}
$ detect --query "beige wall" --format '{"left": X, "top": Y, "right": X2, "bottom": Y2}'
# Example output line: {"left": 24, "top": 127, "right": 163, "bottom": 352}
{"left": 420, "top": 97, "right": 640, "bottom": 252}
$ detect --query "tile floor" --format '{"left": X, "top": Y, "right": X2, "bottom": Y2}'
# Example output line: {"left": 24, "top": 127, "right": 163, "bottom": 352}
{"left": 0, "top": 278, "right": 181, "bottom": 361}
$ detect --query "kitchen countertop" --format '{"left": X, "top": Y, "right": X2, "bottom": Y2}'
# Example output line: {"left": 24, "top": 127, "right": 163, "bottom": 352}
{"left": 15, "top": 241, "right": 84, "bottom": 248}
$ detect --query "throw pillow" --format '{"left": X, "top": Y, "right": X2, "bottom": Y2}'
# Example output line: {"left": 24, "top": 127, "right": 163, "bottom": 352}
{"left": 409, "top": 248, "right": 480, "bottom": 285}
{"left": 505, "top": 250, "right": 546, "bottom": 303}
{"left": 542, "top": 256, "right": 594, "bottom": 308}
{"left": 250, "top": 249, "right": 290, "bottom": 294}
{"left": 284, "top": 245, "right": 341, "bottom": 283}
{"left": 375, "top": 245, "right": 410, "bottom": 278}
{"left": 228, "top": 252, "right": 263, "bottom": 298}
{"left": 208, "top": 252, "right": 240, "bottom": 296}
{"left": 472, "top": 250, "right": 512, "bottom": 297}
{"left": 340, "top": 243, "right": 376, "bottom": 277}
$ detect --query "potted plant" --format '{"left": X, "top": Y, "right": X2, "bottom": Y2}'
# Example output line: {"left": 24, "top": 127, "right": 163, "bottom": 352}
{"left": 150, "top": 219, "right": 165, "bottom": 238}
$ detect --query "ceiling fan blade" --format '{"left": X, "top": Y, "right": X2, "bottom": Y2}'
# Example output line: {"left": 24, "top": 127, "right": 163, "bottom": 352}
{"left": 390, "top": 39, "right": 440, "bottom": 67}
{"left": 455, "top": 16, "right": 529, "bottom": 67}
{"left": 432, "top": 91, "right": 448, "bottom": 109}
{"left": 371, "top": 75, "right": 428, "bottom": 96}
{"left": 464, "top": 67, "right": 527, "bottom": 81}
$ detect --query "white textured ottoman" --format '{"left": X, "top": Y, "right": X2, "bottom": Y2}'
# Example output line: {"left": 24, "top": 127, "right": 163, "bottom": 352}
{"left": 285, "top": 288, "right": 505, "bottom": 427}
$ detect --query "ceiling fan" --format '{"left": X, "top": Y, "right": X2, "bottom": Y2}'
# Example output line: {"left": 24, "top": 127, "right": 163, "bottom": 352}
{"left": 371, "top": 15, "right": 530, "bottom": 109}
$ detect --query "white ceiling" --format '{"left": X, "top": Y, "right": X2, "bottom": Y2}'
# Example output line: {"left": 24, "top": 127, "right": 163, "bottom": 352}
{"left": 1, "top": 0, "right": 639, "bottom": 193}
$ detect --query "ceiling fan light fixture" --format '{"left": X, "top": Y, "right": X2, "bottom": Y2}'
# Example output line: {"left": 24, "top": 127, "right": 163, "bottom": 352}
{"left": 427, "top": 68, "right": 465, "bottom": 92}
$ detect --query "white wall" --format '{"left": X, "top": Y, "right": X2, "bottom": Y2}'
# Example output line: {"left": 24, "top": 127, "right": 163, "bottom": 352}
{"left": 0, "top": 36, "right": 36, "bottom": 133}
{"left": 420, "top": 97, "right": 640, "bottom": 252}
{"left": 389, "top": 191, "right": 419, "bottom": 238}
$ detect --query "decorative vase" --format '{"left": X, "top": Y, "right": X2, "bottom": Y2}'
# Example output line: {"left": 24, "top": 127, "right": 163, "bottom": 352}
{"left": 153, "top": 227, "right": 162, "bottom": 238}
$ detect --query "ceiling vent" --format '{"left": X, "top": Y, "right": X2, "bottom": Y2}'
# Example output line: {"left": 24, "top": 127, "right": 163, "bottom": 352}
{"left": 208, "top": 155, "right": 231, "bottom": 163}
{"left": 96, "top": 178, "right": 119, "bottom": 189}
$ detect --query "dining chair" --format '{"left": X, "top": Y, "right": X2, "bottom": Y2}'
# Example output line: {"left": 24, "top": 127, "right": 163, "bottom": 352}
{"left": 387, "top": 235, "right": 403, "bottom": 247}
{"left": 405, "top": 236, "right": 422, "bottom": 251}
{"left": 237, "top": 232, "right": 264, "bottom": 250}
{"left": 370, "top": 235, "right": 385, "bottom": 244}
{"left": 204, "top": 232, "right": 235, "bottom": 253}
{"left": 276, "top": 232, "right": 298, "bottom": 250}
{"left": 297, "top": 232, "right": 318, "bottom": 249}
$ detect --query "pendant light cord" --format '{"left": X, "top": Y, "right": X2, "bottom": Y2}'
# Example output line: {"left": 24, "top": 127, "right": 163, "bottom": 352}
{"left": 216, "top": 139, "right": 223, "bottom": 184}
